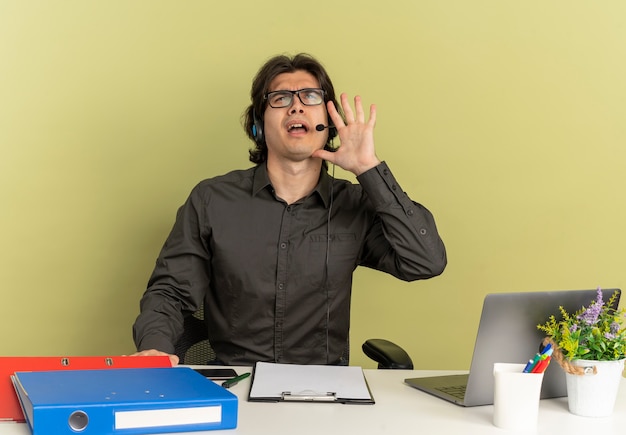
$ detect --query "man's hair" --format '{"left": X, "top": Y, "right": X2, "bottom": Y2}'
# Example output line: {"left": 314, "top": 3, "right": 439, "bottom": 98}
{"left": 242, "top": 53, "right": 341, "bottom": 164}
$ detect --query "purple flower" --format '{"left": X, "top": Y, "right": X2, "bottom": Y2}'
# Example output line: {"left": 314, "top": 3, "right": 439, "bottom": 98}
{"left": 595, "top": 287, "right": 604, "bottom": 304}
{"left": 577, "top": 304, "right": 602, "bottom": 325}
{"left": 576, "top": 288, "right": 604, "bottom": 325}
{"left": 569, "top": 324, "right": 578, "bottom": 333}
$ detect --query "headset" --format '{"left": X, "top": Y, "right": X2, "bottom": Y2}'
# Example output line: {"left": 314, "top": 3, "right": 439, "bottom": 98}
{"left": 251, "top": 109, "right": 265, "bottom": 145}
{"left": 251, "top": 109, "right": 338, "bottom": 146}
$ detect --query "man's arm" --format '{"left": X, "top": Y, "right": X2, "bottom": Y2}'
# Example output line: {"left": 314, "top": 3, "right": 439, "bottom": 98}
{"left": 132, "top": 187, "right": 210, "bottom": 360}
{"left": 357, "top": 161, "right": 447, "bottom": 280}
{"left": 313, "top": 92, "right": 446, "bottom": 279}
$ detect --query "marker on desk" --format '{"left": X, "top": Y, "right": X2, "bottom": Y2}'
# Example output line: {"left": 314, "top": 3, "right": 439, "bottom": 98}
{"left": 222, "top": 372, "right": 251, "bottom": 389}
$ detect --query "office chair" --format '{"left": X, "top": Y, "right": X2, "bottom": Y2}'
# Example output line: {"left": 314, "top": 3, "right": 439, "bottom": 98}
{"left": 361, "top": 338, "right": 413, "bottom": 369}
{"left": 174, "top": 307, "right": 216, "bottom": 365}
{"left": 174, "top": 306, "right": 414, "bottom": 369}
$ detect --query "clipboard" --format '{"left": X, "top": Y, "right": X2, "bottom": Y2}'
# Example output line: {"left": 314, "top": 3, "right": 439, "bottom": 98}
{"left": 247, "top": 361, "right": 375, "bottom": 404}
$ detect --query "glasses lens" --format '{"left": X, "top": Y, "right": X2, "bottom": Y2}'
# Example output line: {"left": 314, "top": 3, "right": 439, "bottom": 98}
{"left": 298, "top": 89, "right": 324, "bottom": 106}
{"left": 267, "top": 91, "right": 293, "bottom": 108}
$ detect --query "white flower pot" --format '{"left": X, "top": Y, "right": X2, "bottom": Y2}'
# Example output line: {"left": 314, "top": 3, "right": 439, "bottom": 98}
{"left": 565, "top": 358, "right": 625, "bottom": 417}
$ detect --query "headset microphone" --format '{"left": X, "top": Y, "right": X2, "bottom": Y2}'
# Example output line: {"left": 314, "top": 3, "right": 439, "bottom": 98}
{"left": 315, "top": 124, "right": 335, "bottom": 131}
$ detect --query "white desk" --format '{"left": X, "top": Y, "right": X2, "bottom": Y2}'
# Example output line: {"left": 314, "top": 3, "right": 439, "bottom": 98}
{"left": 3, "top": 369, "right": 625, "bottom": 434}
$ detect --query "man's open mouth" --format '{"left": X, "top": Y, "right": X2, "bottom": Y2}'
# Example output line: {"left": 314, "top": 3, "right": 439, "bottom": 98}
{"left": 287, "top": 123, "right": 308, "bottom": 133}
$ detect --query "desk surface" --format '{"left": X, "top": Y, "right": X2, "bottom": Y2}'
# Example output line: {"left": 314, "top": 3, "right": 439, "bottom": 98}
{"left": 3, "top": 368, "right": 625, "bottom": 434}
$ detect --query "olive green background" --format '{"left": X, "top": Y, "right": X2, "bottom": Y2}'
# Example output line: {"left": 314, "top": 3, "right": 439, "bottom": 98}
{"left": 1, "top": 1, "right": 624, "bottom": 369}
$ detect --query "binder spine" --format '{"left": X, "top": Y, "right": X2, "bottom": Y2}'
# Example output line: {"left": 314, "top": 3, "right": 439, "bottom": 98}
{"left": 32, "top": 402, "right": 238, "bottom": 434}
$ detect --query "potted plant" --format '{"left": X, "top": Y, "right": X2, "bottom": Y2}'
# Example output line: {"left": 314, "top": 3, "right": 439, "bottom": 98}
{"left": 537, "top": 287, "right": 626, "bottom": 417}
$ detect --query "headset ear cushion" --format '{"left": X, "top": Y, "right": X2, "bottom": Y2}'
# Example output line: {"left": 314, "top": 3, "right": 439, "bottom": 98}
{"left": 252, "top": 111, "right": 264, "bottom": 144}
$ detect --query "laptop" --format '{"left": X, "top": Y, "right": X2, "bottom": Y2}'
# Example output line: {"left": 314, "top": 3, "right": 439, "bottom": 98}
{"left": 404, "top": 288, "right": 621, "bottom": 407}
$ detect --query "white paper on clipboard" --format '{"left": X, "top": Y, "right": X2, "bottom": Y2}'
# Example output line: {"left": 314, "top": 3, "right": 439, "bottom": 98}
{"left": 248, "top": 362, "right": 374, "bottom": 404}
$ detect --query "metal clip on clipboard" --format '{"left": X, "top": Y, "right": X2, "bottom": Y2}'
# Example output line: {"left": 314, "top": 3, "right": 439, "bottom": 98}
{"left": 281, "top": 391, "right": 337, "bottom": 402}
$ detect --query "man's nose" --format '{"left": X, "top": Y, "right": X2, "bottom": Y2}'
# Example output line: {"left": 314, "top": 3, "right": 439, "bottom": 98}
{"left": 289, "top": 93, "right": 305, "bottom": 113}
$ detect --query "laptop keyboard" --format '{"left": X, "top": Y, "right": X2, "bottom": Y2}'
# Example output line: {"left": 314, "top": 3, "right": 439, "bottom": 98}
{"left": 436, "top": 384, "right": 466, "bottom": 400}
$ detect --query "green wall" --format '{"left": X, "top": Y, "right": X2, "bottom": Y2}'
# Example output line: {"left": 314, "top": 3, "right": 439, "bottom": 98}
{"left": 1, "top": 1, "right": 624, "bottom": 369}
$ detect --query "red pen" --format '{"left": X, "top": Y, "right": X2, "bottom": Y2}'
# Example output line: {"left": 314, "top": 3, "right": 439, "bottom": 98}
{"left": 531, "top": 356, "right": 551, "bottom": 374}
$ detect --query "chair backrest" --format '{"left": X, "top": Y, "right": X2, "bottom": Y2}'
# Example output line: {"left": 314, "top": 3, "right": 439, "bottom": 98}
{"left": 174, "top": 305, "right": 216, "bottom": 365}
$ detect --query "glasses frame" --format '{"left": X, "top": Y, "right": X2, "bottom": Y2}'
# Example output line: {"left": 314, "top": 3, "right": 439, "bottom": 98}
{"left": 264, "top": 88, "right": 326, "bottom": 108}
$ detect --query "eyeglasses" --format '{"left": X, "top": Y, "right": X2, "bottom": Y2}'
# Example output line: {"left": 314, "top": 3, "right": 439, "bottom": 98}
{"left": 264, "top": 88, "right": 326, "bottom": 108}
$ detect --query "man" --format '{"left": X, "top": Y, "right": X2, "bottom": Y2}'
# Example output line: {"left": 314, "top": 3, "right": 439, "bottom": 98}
{"left": 132, "top": 53, "right": 446, "bottom": 366}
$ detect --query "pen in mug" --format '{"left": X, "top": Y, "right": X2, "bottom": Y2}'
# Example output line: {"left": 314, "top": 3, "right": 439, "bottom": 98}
{"left": 522, "top": 358, "right": 535, "bottom": 373}
{"left": 523, "top": 343, "right": 554, "bottom": 373}
{"left": 531, "top": 356, "right": 551, "bottom": 374}
{"left": 523, "top": 354, "right": 542, "bottom": 373}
